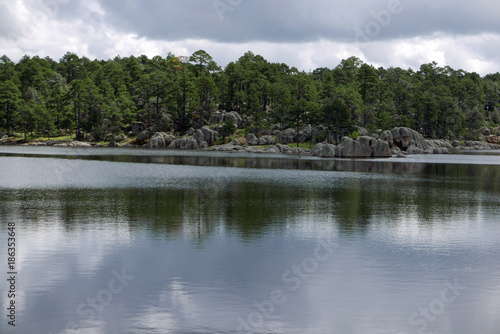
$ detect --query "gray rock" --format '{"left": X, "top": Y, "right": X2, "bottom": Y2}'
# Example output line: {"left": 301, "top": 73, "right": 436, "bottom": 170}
{"left": 263, "top": 145, "right": 281, "bottom": 154}
{"left": 162, "top": 133, "right": 176, "bottom": 146}
{"left": 320, "top": 143, "right": 336, "bottom": 157}
{"left": 246, "top": 134, "right": 259, "bottom": 146}
{"left": 169, "top": 138, "right": 189, "bottom": 149}
{"left": 199, "top": 141, "right": 208, "bottom": 149}
{"left": 452, "top": 140, "right": 460, "bottom": 147}
{"left": 391, "top": 127, "right": 429, "bottom": 151}
{"left": 391, "top": 146, "right": 401, "bottom": 155}
{"left": 277, "top": 129, "right": 296, "bottom": 144}
{"left": 146, "top": 135, "right": 165, "bottom": 148}
{"left": 201, "top": 126, "right": 218, "bottom": 146}
{"left": 186, "top": 138, "right": 199, "bottom": 149}
{"left": 380, "top": 130, "right": 393, "bottom": 143}
{"left": 136, "top": 130, "right": 150, "bottom": 145}
{"left": 261, "top": 135, "right": 275, "bottom": 145}
{"left": 371, "top": 133, "right": 380, "bottom": 139}
{"left": 311, "top": 143, "right": 324, "bottom": 156}
{"left": 209, "top": 110, "right": 243, "bottom": 127}
{"left": 335, "top": 137, "right": 370, "bottom": 158}
{"left": 358, "top": 127, "right": 369, "bottom": 136}
{"left": 406, "top": 144, "right": 425, "bottom": 154}
{"left": 69, "top": 141, "right": 92, "bottom": 147}
{"left": 193, "top": 130, "right": 205, "bottom": 145}
{"left": 372, "top": 140, "right": 391, "bottom": 158}
{"left": 187, "top": 127, "right": 196, "bottom": 136}
{"left": 275, "top": 144, "right": 288, "bottom": 153}
{"left": 335, "top": 136, "right": 390, "bottom": 158}
{"left": 297, "top": 126, "right": 313, "bottom": 143}
{"left": 258, "top": 137, "right": 267, "bottom": 146}
{"left": 232, "top": 139, "right": 240, "bottom": 146}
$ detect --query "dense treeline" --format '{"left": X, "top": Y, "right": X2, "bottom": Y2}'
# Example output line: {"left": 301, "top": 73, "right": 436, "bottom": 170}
{"left": 1, "top": 51, "right": 499, "bottom": 141}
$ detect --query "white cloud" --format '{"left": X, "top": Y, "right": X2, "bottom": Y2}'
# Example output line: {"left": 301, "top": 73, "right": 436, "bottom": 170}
{"left": 0, "top": 0, "right": 499, "bottom": 75}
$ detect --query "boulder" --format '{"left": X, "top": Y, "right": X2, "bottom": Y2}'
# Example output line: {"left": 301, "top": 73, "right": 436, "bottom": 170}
{"left": 297, "top": 126, "right": 313, "bottom": 143}
{"left": 277, "top": 129, "right": 296, "bottom": 144}
{"left": 187, "top": 127, "right": 196, "bottom": 136}
{"left": 193, "top": 130, "right": 205, "bottom": 145}
{"left": 391, "top": 146, "right": 402, "bottom": 155}
{"left": 275, "top": 144, "right": 288, "bottom": 153}
{"left": 335, "top": 137, "right": 370, "bottom": 158}
{"left": 406, "top": 144, "right": 425, "bottom": 154}
{"left": 391, "top": 127, "right": 429, "bottom": 151}
{"left": 358, "top": 127, "right": 369, "bottom": 136}
{"left": 201, "top": 126, "right": 218, "bottom": 146}
{"left": 372, "top": 140, "right": 391, "bottom": 158}
{"left": 209, "top": 110, "right": 243, "bottom": 127}
{"left": 246, "top": 134, "right": 259, "bottom": 146}
{"left": 335, "top": 136, "right": 391, "bottom": 158}
{"left": 136, "top": 130, "right": 151, "bottom": 145}
{"left": 146, "top": 135, "right": 165, "bottom": 148}
{"left": 263, "top": 145, "right": 281, "bottom": 154}
{"left": 320, "top": 143, "right": 336, "bottom": 157}
{"left": 162, "top": 133, "right": 176, "bottom": 146}
{"left": 311, "top": 143, "right": 324, "bottom": 156}
{"left": 199, "top": 141, "right": 208, "bottom": 149}
{"left": 168, "top": 137, "right": 199, "bottom": 150}
{"left": 261, "top": 135, "right": 275, "bottom": 145}
{"left": 380, "top": 130, "right": 393, "bottom": 143}
{"left": 226, "top": 111, "right": 243, "bottom": 127}
{"left": 186, "top": 138, "right": 199, "bottom": 150}
{"left": 69, "top": 141, "right": 92, "bottom": 147}
{"left": 169, "top": 138, "right": 190, "bottom": 149}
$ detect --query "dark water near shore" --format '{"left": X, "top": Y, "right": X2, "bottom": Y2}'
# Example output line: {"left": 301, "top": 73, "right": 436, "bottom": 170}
{"left": 1, "top": 147, "right": 500, "bottom": 334}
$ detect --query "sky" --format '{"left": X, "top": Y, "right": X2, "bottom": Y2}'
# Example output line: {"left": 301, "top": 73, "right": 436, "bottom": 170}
{"left": 1, "top": 0, "right": 500, "bottom": 75}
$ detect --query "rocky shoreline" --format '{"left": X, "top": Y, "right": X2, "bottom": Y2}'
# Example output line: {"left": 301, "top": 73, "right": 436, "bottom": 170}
{"left": 3, "top": 126, "right": 500, "bottom": 159}
{"left": 2, "top": 110, "right": 500, "bottom": 158}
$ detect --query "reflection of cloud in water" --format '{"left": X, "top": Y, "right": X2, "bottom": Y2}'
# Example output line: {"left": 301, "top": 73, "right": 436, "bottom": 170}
{"left": 131, "top": 279, "right": 198, "bottom": 333}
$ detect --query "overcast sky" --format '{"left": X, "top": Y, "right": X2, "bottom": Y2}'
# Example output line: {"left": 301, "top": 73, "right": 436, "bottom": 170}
{"left": 1, "top": 0, "right": 500, "bottom": 75}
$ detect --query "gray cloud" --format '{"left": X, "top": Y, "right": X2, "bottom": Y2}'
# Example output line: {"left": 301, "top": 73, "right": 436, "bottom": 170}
{"left": 0, "top": 3, "right": 19, "bottom": 38}
{"left": 1, "top": 0, "right": 500, "bottom": 75}
{"left": 93, "top": 0, "right": 500, "bottom": 43}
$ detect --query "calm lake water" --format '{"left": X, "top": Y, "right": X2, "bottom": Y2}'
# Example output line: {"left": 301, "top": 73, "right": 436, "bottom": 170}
{"left": 1, "top": 146, "right": 500, "bottom": 334}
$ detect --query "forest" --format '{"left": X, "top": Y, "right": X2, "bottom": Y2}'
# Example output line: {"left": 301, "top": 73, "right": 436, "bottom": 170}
{"left": 1, "top": 50, "right": 500, "bottom": 142}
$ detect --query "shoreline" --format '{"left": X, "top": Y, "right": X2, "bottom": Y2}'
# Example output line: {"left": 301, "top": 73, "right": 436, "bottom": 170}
{"left": 1, "top": 137, "right": 500, "bottom": 158}
{"left": 2, "top": 127, "right": 500, "bottom": 159}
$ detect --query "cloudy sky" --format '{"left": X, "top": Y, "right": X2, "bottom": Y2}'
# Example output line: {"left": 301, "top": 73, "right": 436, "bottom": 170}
{"left": 1, "top": 0, "right": 500, "bottom": 75}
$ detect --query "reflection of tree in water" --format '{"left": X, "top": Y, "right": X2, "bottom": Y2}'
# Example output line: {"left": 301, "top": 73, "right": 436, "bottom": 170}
{"left": 1, "top": 162, "right": 500, "bottom": 242}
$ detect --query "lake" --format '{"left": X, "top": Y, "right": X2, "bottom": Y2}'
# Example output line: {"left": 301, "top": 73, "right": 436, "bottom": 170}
{"left": 1, "top": 146, "right": 500, "bottom": 334}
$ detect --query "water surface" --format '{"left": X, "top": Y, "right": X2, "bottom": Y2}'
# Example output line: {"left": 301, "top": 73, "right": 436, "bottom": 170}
{"left": 1, "top": 147, "right": 499, "bottom": 334}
